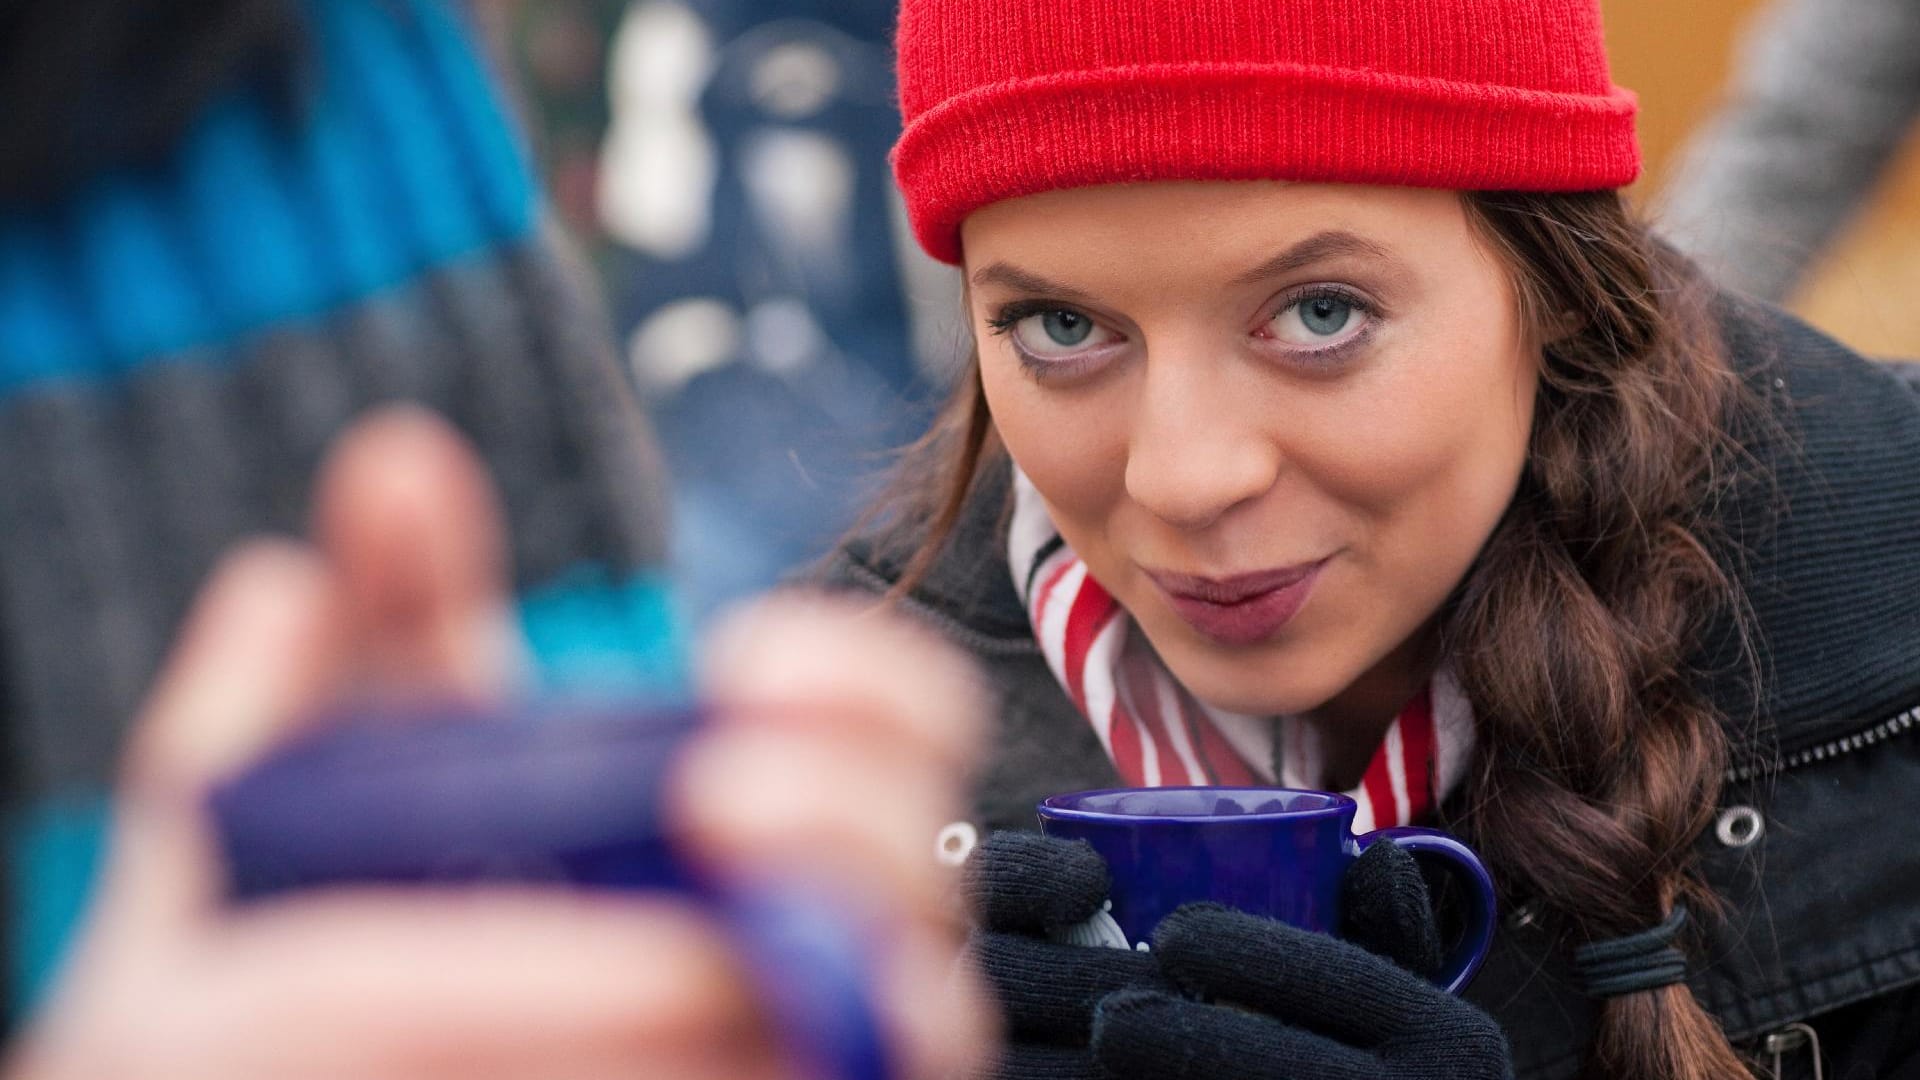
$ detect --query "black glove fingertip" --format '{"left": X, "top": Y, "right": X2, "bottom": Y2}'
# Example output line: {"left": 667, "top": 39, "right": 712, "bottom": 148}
{"left": 1149, "top": 902, "right": 1316, "bottom": 997}
{"left": 968, "top": 831, "right": 1112, "bottom": 933}
{"left": 971, "top": 929, "right": 1164, "bottom": 1041}
{"left": 1147, "top": 900, "right": 1246, "bottom": 947}
{"left": 1093, "top": 988, "right": 1309, "bottom": 1080}
{"left": 1089, "top": 987, "right": 1185, "bottom": 1059}
{"left": 991, "top": 1043, "right": 1109, "bottom": 1080}
{"left": 1343, "top": 840, "right": 1444, "bottom": 977}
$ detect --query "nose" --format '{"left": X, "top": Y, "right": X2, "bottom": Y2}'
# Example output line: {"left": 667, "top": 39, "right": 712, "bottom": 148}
{"left": 1123, "top": 353, "right": 1282, "bottom": 531}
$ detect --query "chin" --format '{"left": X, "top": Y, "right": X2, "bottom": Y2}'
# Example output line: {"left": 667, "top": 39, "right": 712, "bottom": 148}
{"left": 1165, "top": 645, "right": 1349, "bottom": 718}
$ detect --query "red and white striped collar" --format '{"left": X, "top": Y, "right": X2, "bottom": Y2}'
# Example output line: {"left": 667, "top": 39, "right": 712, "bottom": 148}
{"left": 1007, "top": 467, "right": 1476, "bottom": 831}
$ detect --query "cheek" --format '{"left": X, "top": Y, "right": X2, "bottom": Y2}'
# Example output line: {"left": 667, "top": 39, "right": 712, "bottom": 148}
{"left": 978, "top": 357, "right": 1129, "bottom": 524}
{"left": 1304, "top": 323, "right": 1536, "bottom": 588}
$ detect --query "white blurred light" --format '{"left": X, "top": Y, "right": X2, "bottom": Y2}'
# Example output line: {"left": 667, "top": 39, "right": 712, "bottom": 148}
{"left": 628, "top": 297, "right": 741, "bottom": 394}
{"left": 740, "top": 130, "right": 855, "bottom": 266}
{"left": 598, "top": 1, "right": 719, "bottom": 258}
{"left": 750, "top": 40, "right": 842, "bottom": 120}
{"left": 747, "top": 298, "right": 826, "bottom": 375}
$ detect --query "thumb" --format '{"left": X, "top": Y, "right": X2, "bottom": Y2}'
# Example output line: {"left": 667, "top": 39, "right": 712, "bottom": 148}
{"left": 91, "top": 541, "right": 344, "bottom": 946}
{"left": 1341, "top": 840, "right": 1444, "bottom": 977}
{"left": 86, "top": 407, "right": 521, "bottom": 950}
{"left": 311, "top": 405, "right": 523, "bottom": 703}
{"left": 92, "top": 405, "right": 523, "bottom": 943}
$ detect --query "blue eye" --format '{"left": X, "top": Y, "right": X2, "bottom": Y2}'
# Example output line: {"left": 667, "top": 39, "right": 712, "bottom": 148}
{"left": 1268, "top": 289, "right": 1372, "bottom": 350}
{"left": 991, "top": 305, "right": 1122, "bottom": 365}
{"left": 1040, "top": 310, "right": 1094, "bottom": 346}
{"left": 1299, "top": 296, "right": 1352, "bottom": 336}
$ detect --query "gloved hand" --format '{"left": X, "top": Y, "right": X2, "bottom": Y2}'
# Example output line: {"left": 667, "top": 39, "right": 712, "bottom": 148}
{"left": 1090, "top": 842, "right": 1513, "bottom": 1080}
{"left": 963, "top": 831, "right": 1161, "bottom": 1079}
{"left": 966, "top": 832, "right": 1511, "bottom": 1080}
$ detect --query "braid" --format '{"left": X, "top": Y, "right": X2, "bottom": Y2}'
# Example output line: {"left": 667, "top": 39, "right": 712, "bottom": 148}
{"left": 1452, "top": 190, "right": 1756, "bottom": 1080}
{"left": 0, "top": 0, "right": 308, "bottom": 202}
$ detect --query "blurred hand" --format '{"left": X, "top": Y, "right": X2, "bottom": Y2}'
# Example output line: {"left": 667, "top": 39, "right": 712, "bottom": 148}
{"left": 5, "top": 406, "right": 993, "bottom": 1080}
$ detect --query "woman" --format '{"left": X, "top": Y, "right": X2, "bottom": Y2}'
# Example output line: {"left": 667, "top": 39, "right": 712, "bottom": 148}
{"left": 826, "top": 0, "right": 1920, "bottom": 1077}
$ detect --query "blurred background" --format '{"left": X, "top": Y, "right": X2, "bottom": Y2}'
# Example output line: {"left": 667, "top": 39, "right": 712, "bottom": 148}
{"left": 490, "top": 0, "right": 956, "bottom": 628}
{"left": 1609, "top": 0, "right": 1920, "bottom": 355}
{"left": 492, "top": 0, "right": 1920, "bottom": 629}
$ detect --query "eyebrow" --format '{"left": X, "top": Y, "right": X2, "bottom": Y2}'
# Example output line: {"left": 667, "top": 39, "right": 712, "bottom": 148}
{"left": 968, "top": 229, "right": 1401, "bottom": 298}
{"left": 967, "top": 262, "right": 1097, "bottom": 302}
{"left": 1228, "top": 230, "right": 1400, "bottom": 286}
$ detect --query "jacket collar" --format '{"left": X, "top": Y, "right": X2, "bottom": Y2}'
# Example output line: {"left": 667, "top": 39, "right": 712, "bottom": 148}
{"left": 1692, "top": 297, "right": 1920, "bottom": 757}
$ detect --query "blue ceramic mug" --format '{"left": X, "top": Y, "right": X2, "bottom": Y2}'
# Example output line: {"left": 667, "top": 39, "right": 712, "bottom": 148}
{"left": 1036, "top": 787, "right": 1497, "bottom": 993}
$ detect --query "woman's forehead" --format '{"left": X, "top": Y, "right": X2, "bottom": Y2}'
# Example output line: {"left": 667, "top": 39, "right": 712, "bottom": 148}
{"left": 959, "top": 182, "right": 1473, "bottom": 291}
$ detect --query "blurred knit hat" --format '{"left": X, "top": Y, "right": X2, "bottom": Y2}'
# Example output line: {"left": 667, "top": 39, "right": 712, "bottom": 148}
{"left": 891, "top": 0, "right": 1641, "bottom": 264}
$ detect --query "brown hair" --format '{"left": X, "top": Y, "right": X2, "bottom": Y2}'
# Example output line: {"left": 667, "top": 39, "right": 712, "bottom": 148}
{"left": 871, "top": 189, "right": 1756, "bottom": 1079}
{"left": 1450, "top": 190, "right": 1753, "bottom": 1080}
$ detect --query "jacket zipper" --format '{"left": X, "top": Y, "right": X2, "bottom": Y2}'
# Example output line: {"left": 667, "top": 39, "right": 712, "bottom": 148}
{"left": 1726, "top": 705, "right": 1920, "bottom": 784}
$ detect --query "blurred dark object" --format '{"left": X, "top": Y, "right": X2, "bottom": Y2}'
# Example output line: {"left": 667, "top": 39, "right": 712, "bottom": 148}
{"left": 0, "top": 0, "right": 309, "bottom": 203}
{"left": 212, "top": 703, "right": 700, "bottom": 898}
{"left": 212, "top": 702, "right": 894, "bottom": 1080}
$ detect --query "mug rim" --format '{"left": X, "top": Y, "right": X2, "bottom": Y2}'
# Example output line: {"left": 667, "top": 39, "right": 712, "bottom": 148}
{"left": 1038, "top": 786, "right": 1358, "bottom": 824}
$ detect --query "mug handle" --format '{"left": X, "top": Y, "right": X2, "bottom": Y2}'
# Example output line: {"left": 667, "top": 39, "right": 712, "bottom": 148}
{"left": 1356, "top": 826, "right": 1497, "bottom": 995}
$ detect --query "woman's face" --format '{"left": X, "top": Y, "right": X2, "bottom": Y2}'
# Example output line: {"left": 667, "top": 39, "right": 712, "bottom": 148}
{"left": 963, "top": 181, "right": 1538, "bottom": 721}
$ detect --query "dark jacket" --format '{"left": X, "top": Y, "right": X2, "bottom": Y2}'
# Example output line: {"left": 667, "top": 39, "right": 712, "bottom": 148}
{"left": 823, "top": 300, "right": 1920, "bottom": 1080}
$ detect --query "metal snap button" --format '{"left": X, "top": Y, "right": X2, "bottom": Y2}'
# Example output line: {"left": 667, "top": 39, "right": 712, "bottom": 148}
{"left": 1715, "top": 805, "right": 1764, "bottom": 848}
{"left": 935, "top": 821, "right": 979, "bottom": 866}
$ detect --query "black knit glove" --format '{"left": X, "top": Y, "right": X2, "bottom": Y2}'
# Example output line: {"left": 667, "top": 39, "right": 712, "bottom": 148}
{"left": 964, "top": 831, "right": 1162, "bottom": 1079}
{"left": 1090, "top": 842, "right": 1513, "bottom": 1080}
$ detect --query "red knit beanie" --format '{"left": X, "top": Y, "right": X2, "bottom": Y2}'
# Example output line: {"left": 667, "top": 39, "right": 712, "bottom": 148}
{"left": 892, "top": 0, "right": 1640, "bottom": 264}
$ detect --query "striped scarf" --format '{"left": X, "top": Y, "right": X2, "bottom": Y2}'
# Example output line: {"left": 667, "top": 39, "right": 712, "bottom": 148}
{"left": 1007, "top": 468, "right": 1476, "bottom": 832}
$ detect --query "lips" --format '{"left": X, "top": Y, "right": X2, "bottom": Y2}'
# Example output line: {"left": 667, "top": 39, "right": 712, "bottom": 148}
{"left": 1147, "top": 562, "right": 1326, "bottom": 647}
